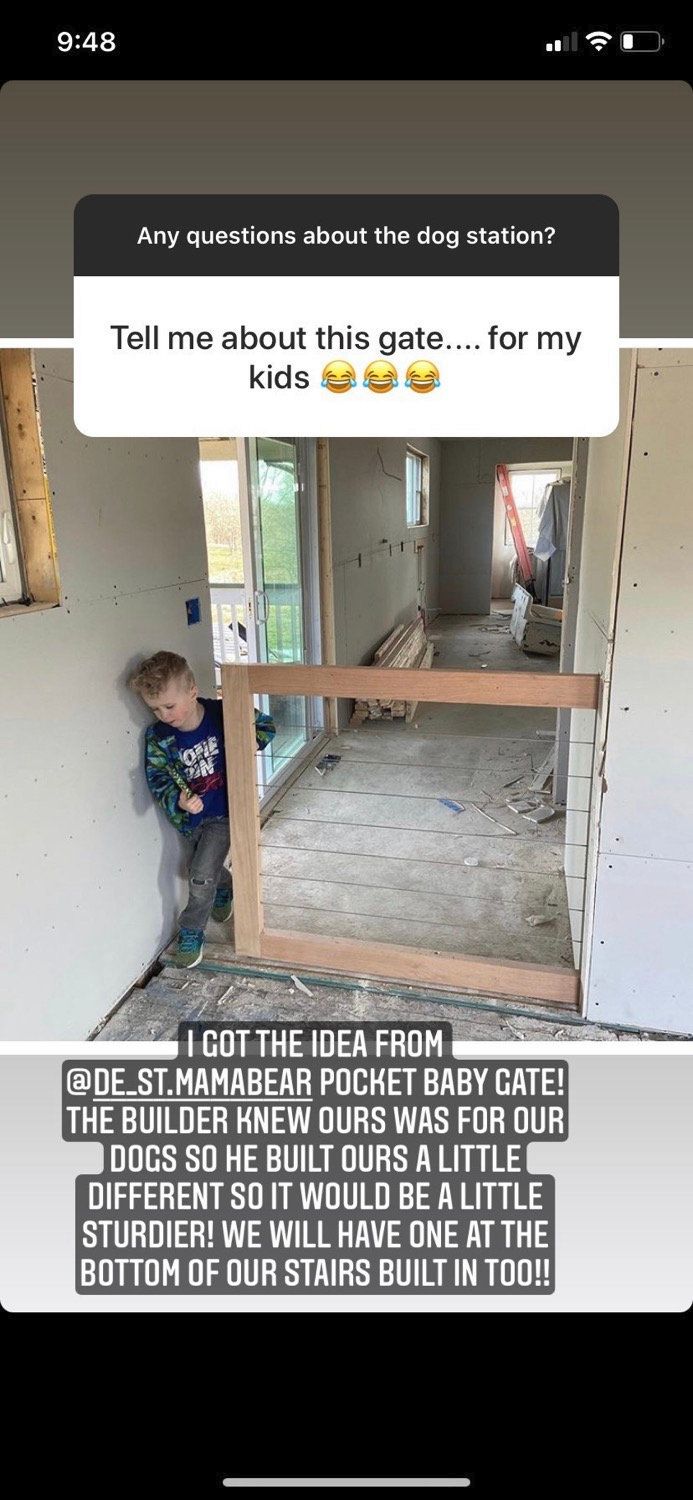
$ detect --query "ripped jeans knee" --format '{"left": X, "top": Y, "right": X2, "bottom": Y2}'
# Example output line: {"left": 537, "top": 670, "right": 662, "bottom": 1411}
{"left": 179, "top": 817, "right": 231, "bottom": 931}
{"left": 180, "top": 869, "right": 223, "bottom": 930}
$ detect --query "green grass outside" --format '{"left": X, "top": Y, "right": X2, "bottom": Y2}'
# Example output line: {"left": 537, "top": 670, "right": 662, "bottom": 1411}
{"left": 207, "top": 542, "right": 243, "bottom": 583}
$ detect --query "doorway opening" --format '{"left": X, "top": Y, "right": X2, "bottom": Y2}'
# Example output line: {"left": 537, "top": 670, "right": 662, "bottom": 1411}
{"left": 198, "top": 436, "right": 327, "bottom": 806}
{"left": 248, "top": 440, "right": 589, "bottom": 992}
{"left": 191, "top": 435, "right": 593, "bottom": 1006}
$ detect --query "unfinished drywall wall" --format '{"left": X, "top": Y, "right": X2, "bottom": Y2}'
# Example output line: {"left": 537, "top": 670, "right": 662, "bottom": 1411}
{"left": 330, "top": 437, "right": 441, "bottom": 677}
{"left": 0, "top": 351, "right": 213, "bottom": 1040}
{"left": 440, "top": 439, "right": 573, "bottom": 614}
{"left": 585, "top": 349, "right": 693, "bottom": 1032}
{"left": 563, "top": 352, "right": 637, "bottom": 973}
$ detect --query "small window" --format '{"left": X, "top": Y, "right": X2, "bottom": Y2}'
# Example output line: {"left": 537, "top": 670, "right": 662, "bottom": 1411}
{"left": 503, "top": 465, "right": 567, "bottom": 548}
{"left": 406, "top": 446, "right": 429, "bottom": 527}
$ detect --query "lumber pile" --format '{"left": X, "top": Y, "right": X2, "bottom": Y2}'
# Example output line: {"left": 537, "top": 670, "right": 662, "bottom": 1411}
{"left": 350, "top": 618, "right": 435, "bottom": 725}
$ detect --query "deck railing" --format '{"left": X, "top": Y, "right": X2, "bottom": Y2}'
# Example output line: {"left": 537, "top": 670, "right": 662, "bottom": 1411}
{"left": 210, "top": 584, "right": 246, "bottom": 666}
{"left": 211, "top": 582, "right": 303, "bottom": 668}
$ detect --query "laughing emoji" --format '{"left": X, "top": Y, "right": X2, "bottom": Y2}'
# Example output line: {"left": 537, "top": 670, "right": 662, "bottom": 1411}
{"left": 405, "top": 360, "right": 441, "bottom": 393}
{"left": 321, "top": 360, "right": 357, "bottom": 394}
{"left": 363, "top": 359, "right": 398, "bottom": 394}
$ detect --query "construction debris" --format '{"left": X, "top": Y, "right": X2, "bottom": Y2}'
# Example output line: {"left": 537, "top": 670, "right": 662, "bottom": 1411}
{"left": 523, "top": 804, "right": 556, "bottom": 824}
{"left": 470, "top": 802, "right": 517, "bottom": 834}
{"left": 526, "top": 913, "right": 557, "bottom": 926}
{"left": 529, "top": 750, "right": 555, "bottom": 791}
{"left": 290, "top": 974, "right": 314, "bottom": 997}
{"left": 350, "top": 618, "right": 433, "bottom": 724}
{"left": 315, "top": 753, "right": 342, "bottom": 776}
{"left": 510, "top": 584, "right": 562, "bottom": 656}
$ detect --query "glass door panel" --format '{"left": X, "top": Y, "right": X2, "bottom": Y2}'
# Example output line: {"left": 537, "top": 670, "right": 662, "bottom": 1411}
{"left": 246, "top": 438, "right": 312, "bottom": 790}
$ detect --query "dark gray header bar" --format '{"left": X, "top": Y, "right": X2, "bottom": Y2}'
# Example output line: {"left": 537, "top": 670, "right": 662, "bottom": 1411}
{"left": 74, "top": 194, "right": 618, "bottom": 277}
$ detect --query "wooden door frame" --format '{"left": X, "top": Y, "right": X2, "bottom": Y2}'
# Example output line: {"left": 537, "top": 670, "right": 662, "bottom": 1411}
{"left": 223, "top": 663, "right": 599, "bottom": 1010}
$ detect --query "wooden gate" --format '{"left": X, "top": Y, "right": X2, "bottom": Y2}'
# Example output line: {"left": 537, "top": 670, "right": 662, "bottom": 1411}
{"left": 222, "top": 664, "right": 599, "bottom": 1008}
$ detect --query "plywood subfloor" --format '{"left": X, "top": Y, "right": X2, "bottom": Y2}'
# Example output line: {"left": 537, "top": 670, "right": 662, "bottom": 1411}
{"left": 253, "top": 613, "right": 575, "bottom": 969}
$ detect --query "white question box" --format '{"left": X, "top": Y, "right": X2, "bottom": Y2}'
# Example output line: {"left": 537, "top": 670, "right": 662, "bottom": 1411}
{"left": 74, "top": 272, "right": 619, "bottom": 437}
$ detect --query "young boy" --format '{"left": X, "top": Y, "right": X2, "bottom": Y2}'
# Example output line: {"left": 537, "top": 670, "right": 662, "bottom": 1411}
{"left": 129, "top": 650, "right": 276, "bottom": 968}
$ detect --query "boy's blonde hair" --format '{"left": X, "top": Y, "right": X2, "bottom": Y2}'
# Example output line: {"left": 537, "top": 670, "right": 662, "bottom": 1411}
{"left": 128, "top": 651, "right": 195, "bottom": 698}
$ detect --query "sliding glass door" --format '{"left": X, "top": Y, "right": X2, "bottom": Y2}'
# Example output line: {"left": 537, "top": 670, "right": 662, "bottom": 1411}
{"left": 240, "top": 437, "right": 324, "bottom": 796}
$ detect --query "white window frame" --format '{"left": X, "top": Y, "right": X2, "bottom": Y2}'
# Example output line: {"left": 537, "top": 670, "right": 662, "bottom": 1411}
{"left": 503, "top": 461, "right": 573, "bottom": 548}
{"left": 0, "top": 434, "right": 24, "bottom": 604}
{"left": 405, "top": 446, "right": 429, "bottom": 528}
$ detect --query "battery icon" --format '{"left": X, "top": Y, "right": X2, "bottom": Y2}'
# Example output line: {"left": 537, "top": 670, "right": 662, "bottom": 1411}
{"left": 620, "top": 31, "right": 662, "bottom": 51}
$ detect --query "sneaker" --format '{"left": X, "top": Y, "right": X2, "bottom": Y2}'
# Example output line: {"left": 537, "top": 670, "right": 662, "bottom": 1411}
{"left": 211, "top": 887, "right": 234, "bottom": 923}
{"left": 171, "top": 928, "right": 204, "bottom": 967}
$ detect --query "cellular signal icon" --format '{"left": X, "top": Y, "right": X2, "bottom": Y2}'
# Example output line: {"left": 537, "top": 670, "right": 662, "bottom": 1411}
{"left": 545, "top": 32, "right": 578, "bottom": 51}
{"left": 586, "top": 30, "right": 613, "bottom": 51}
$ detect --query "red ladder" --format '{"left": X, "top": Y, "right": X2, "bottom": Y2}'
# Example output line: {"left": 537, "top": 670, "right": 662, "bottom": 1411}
{"left": 496, "top": 463, "right": 535, "bottom": 596}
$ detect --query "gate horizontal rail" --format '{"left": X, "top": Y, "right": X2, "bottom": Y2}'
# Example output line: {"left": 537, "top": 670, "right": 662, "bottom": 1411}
{"left": 244, "top": 664, "right": 599, "bottom": 710}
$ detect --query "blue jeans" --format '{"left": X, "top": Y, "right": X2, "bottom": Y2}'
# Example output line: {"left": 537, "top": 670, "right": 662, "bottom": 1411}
{"left": 178, "top": 817, "right": 232, "bottom": 932}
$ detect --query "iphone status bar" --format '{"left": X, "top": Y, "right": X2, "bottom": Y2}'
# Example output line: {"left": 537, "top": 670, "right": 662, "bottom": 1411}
{"left": 0, "top": 23, "right": 687, "bottom": 80}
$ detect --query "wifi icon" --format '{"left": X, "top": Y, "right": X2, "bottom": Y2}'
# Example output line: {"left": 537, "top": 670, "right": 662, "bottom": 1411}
{"left": 586, "top": 30, "right": 612, "bottom": 51}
